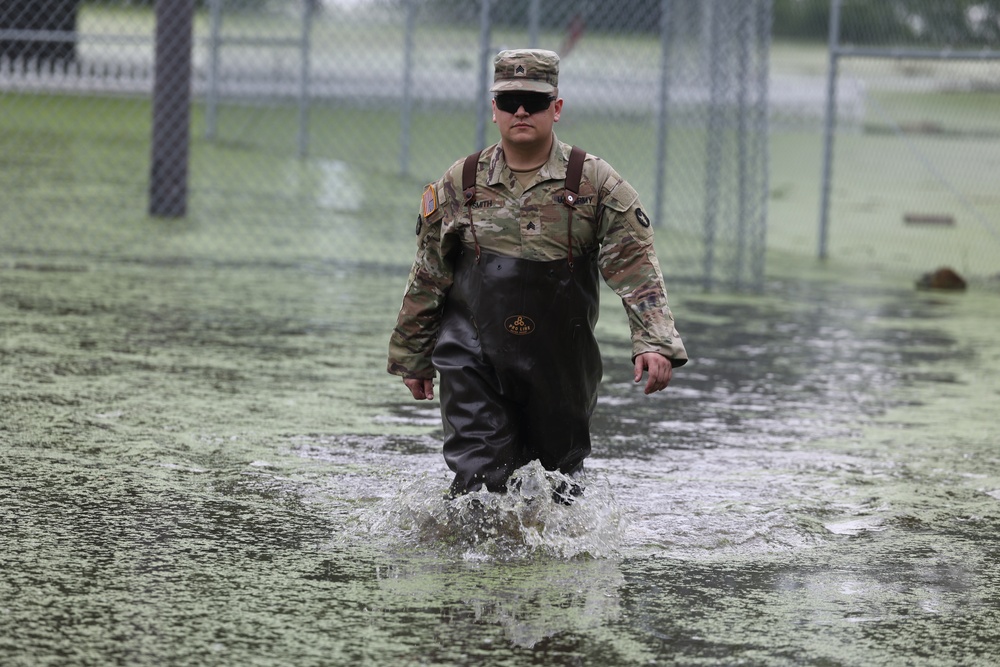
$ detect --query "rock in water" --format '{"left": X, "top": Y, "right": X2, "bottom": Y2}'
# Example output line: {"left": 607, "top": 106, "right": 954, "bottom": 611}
{"left": 916, "top": 267, "right": 967, "bottom": 291}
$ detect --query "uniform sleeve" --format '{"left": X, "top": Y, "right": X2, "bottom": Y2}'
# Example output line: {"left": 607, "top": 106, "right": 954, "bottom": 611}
{"left": 387, "top": 183, "right": 456, "bottom": 378}
{"left": 597, "top": 180, "right": 688, "bottom": 367}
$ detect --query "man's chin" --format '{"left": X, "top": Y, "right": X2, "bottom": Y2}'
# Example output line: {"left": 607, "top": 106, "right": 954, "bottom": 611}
{"left": 507, "top": 129, "right": 541, "bottom": 143}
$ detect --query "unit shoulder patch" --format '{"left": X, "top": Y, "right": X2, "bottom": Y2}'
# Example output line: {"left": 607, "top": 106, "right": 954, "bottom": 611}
{"left": 622, "top": 202, "right": 655, "bottom": 244}
{"left": 635, "top": 208, "right": 651, "bottom": 228}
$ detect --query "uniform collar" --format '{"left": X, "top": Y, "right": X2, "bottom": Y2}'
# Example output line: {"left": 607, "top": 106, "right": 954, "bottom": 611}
{"left": 487, "top": 134, "right": 566, "bottom": 189}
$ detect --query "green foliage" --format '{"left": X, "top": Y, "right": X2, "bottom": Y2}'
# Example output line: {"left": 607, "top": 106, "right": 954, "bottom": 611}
{"left": 773, "top": 0, "right": 831, "bottom": 39}
{"left": 73, "top": 0, "right": 1000, "bottom": 46}
{"left": 89, "top": 0, "right": 270, "bottom": 9}
{"left": 901, "top": 0, "right": 1000, "bottom": 45}
{"left": 773, "top": 0, "right": 1000, "bottom": 45}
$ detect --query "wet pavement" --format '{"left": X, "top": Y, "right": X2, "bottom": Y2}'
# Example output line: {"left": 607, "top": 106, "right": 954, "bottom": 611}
{"left": 2, "top": 257, "right": 999, "bottom": 665}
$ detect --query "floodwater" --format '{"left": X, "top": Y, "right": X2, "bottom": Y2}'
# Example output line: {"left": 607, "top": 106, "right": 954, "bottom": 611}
{"left": 2, "top": 256, "right": 999, "bottom": 666}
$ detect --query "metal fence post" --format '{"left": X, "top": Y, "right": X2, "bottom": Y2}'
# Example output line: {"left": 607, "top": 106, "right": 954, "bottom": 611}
{"left": 528, "top": 0, "right": 540, "bottom": 48}
{"left": 399, "top": 0, "right": 416, "bottom": 176}
{"left": 206, "top": 0, "right": 222, "bottom": 141}
{"left": 475, "top": 0, "right": 492, "bottom": 152}
{"left": 700, "top": 0, "right": 714, "bottom": 81}
{"left": 149, "top": 0, "right": 195, "bottom": 218}
{"left": 702, "top": 0, "right": 725, "bottom": 291}
{"left": 817, "top": 0, "right": 842, "bottom": 260}
{"left": 653, "top": 0, "right": 672, "bottom": 230}
{"left": 735, "top": 0, "right": 751, "bottom": 289}
{"left": 752, "top": 0, "right": 773, "bottom": 292}
{"left": 296, "top": 0, "right": 314, "bottom": 159}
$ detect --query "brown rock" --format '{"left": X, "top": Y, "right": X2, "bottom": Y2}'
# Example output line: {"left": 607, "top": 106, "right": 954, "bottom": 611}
{"left": 916, "top": 267, "right": 967, "bottom": 291}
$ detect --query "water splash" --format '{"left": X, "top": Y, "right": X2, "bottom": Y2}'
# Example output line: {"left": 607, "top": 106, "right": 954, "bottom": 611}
{"left": 364, "top": 461, "right": 628, "bottom": 561}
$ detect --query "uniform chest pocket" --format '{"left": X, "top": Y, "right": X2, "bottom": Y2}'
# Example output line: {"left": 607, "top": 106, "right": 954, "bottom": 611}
{"left": 539, "top": 203, "right": 597, "bottom": 245}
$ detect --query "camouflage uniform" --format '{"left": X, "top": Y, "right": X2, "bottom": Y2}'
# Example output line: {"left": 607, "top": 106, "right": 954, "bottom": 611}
{"left": 388, "top": 136, "right": 688, "bottom": 378}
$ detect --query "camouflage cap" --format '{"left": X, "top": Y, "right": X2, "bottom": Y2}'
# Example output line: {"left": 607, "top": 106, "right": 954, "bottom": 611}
{"left": 490, "top": 49, "right": 559, "bottom": 94}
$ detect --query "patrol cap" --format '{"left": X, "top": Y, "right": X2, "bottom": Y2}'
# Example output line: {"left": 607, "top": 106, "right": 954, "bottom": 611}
{"left": 490, "top": 49, "right": 559, "bottom": 94}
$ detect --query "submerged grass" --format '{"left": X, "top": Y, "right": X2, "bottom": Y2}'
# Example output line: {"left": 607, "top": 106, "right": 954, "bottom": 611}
{"left": 3, "top": 244, "right": 999, "bottom": 665}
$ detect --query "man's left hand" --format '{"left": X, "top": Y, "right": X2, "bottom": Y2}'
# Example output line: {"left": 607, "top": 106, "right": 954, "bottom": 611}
{"left": 634, "top": 352, "right": 673, "bottom": 395}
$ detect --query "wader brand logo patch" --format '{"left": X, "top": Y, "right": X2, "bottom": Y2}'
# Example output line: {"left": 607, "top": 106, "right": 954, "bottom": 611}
{"left": 505, "top": 315, "right": 535, "bottom": 335}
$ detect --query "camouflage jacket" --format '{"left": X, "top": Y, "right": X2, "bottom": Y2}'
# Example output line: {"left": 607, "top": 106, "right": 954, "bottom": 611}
{"left": 388, "top": 136, "right": 688, "bottom": 379}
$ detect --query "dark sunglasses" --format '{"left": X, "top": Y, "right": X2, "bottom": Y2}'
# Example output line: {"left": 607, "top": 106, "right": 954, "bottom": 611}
{"left": 494, "top": 93, "right": 555, "bottom": 115}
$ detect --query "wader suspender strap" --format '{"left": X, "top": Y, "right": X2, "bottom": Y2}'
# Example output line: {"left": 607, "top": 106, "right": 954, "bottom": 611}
{"left": 563, "top": 145, "right": 586, "bottom": 270}
{"left": 462, "top": 145, "right": 587, "bottom": 267}
{"left": 462, "top": 151, "right": 482, "bottom": 262}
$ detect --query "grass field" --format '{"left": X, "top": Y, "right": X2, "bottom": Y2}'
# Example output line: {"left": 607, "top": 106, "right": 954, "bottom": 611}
{"left": 3, "top": 93, "right": 998, "bottom": 287}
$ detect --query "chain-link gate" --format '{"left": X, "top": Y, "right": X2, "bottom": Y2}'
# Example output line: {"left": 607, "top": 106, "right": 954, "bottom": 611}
{"left": 818, "top": 0, "right": 1000, "bottom": 283}
{"left": 1, "top": 0, "right": 771, "bottom": 291}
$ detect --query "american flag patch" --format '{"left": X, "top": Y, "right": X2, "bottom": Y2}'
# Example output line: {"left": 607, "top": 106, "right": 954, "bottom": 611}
{"left": 421, "top": 185, "right": 438, "bottom": 217}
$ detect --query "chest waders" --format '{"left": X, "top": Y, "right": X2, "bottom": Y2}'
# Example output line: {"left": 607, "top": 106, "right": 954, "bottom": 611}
{"left": 432, "top": 147, "right": 603, "bottom": 496}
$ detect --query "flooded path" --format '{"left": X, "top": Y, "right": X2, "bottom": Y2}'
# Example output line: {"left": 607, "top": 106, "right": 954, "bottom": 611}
{"left": 2, "top": 257, "right": 998, "bottom": 665}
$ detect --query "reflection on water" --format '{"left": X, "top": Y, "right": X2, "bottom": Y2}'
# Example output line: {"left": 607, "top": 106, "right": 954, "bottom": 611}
{"left": 370, "top": 556, "right": 629, "bottom": 651}
{"left": 2, "top": 259, "right": 999, "bottom": 665}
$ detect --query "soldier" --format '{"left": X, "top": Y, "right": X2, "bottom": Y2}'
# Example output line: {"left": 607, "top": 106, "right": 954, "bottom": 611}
{"left": 388, "top": 49, "right": 687, "bottom": 498}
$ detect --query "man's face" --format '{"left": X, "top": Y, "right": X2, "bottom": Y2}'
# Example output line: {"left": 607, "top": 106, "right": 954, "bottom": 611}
{"left": 492, "top": 92, "right": 563, "bottom": 149}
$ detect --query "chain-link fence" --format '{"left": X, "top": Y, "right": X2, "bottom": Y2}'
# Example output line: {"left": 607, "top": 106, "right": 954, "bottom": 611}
{"left": 1, "top": 0, "right": 771, "bottom": 291}
{"left": 816, "top": 0, "right": 1000, "bottom": 282}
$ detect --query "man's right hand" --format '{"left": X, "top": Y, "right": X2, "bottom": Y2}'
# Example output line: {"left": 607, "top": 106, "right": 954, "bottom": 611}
{"left": 403, "top": 377, "right": 434, "bottom": 400}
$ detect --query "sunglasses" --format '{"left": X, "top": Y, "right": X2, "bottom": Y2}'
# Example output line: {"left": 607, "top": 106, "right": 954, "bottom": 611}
{"left": 494, "top": 94, "right": 556, "bottom": 115}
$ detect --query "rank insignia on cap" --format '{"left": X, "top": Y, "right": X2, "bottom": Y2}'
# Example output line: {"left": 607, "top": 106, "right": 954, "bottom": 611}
{"left": 421, "top": 185, "right": 438, "bottom": 217}
{"left": 491, "top": 49, "right": 559, "bottom": 94}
